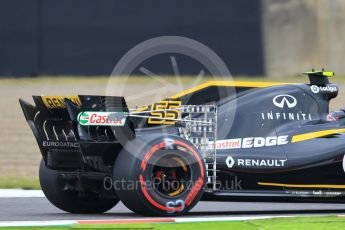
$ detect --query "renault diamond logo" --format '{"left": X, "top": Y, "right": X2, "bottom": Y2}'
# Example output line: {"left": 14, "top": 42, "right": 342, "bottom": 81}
{"left": 226, "top": 156, "right": 235, "bottom": 168}
{"left": 273, "top": 95, "right": 297, "bottom": 108}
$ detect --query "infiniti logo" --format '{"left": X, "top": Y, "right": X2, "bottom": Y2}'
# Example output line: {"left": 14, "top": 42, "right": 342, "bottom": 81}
{"left": 273, "top": 95, "right": 297, "bottom": 108}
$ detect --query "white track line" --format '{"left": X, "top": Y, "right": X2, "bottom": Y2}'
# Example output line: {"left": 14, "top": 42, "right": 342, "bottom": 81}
{"left": 0, "top": 221, "right": 75, "bottom": 227}
{"left": 0, "top": 189, "right": 44, "bottom": 198}
{"left": 0, "top": 216, "right": 294, "bottom": 227}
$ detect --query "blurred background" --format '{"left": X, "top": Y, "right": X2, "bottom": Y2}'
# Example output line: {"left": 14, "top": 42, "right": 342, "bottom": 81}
{"left": 2, "top": 0, "right": 345, "bottom": 77}
{"left": 0, "top": 0, "right": 344, "bottom": 188}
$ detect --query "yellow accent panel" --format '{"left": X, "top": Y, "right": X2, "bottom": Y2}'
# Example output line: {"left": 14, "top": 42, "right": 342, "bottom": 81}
{"left": 258, "top": 182, "right": 345, "bottom": 189}
{"left": 134, "top": 81, "right": 291, "bottom": 113}
{"left": 323, "top": 71, "right": 334, "bottom": 77}
{"left": 147, "top": 100, "right": 181, "bottom": 125}
{"left": 42, "top": 96, "right": 81, "bottom": 109}
{"left": 291, "top": 128, "right": 345, "bottom": 143}
{"left": 170, "top": 81, "right": 291, "bottom": 99}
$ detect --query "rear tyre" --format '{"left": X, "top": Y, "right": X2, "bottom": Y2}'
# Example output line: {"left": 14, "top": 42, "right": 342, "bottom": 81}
{"left": 113, "top": 135, "right": 205, "bottom": 216}
{"left": 39, "top": 159, "right": 119, "bottom": 214}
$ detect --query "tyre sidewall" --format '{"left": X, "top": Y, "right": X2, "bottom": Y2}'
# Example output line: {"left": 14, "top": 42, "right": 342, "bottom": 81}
{"left": 114, "top": 135, "right": 205, "bottom": 216}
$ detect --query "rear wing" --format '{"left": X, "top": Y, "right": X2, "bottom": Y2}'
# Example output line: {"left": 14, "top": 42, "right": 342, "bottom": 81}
{"left": 19, "top": 95, "right": 135, "bottom": 161}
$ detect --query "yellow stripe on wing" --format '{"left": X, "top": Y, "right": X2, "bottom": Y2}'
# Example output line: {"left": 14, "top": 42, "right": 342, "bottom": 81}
{"left": 41, "top": 96, "right": 80, "bottom": 109}
{"left": 291, "top": 128, "right": 345, "bottom": 143}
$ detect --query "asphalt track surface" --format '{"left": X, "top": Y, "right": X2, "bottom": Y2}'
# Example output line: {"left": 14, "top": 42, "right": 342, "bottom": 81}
{"left": 1, "top": 197, "right": 345, "bottom": 221}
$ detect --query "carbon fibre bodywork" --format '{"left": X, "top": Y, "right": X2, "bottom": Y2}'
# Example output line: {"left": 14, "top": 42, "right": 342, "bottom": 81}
{"left": 20, "top": 72, "right": 345, "bottom": 202}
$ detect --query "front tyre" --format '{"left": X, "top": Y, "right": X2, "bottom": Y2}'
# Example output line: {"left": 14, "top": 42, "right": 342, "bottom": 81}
{"left": 39, "top": 159, "right": 119, "bottom": 214}
{"left": 113, "top": 135, "right": 205, "bottom": 216}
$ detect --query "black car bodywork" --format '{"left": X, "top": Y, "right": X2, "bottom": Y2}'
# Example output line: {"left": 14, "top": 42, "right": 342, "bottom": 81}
{"left": 20, "top": 71, "right": 345, "bottom": 213}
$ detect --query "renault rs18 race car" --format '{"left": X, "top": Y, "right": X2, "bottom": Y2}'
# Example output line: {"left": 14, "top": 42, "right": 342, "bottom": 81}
{"left": 20, "top": 70, "right": 345, "bottom": 216}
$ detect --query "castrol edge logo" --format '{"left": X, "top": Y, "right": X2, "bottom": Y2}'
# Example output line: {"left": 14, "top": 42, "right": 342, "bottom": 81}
{"left": 208, "top": 136, "right": 289, "bottom": 150}
{"left": 77, "top": 111, "right": 126, "bottom": 126}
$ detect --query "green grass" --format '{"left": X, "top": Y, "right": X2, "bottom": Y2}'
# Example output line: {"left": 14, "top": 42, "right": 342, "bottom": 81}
{"left": 249, "top": 216, "right": 345, "bottom": 230}
{"left": 1, "top": 216, "right": 345, "bottom": 229}
{"left": 0, "top": 176, "right": 40, "bottom": 190}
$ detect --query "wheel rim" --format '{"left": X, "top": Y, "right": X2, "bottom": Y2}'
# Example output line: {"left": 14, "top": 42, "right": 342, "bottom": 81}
{"left": 151, "top": 154, "right": 191, "bottom": 198}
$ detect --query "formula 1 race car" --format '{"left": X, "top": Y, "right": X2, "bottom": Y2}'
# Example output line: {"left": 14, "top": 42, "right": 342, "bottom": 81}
{"left": 20, "top": 70, "right": 345, "bottom": 216}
